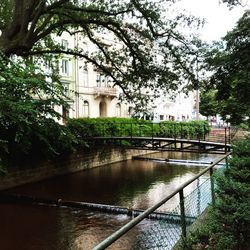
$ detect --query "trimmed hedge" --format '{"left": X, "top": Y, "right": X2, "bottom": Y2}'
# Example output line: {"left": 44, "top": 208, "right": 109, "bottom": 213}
{"left": 66, "top": 118, "right": 210, "bottom": 142}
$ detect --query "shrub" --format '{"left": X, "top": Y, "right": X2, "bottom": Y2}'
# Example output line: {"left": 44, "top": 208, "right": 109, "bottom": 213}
{"left": 185, "top": 136, "right": 250, "bottom": 250}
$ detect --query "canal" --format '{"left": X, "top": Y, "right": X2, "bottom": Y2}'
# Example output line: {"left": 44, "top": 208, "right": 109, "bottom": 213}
{"left": 0, "top": 151, "right": 221, "bottom": 250}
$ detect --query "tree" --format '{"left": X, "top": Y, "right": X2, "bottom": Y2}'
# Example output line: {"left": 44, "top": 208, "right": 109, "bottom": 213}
{"left": 221, "top": 0, "right": 244, "bottom": 7}
{"left": 0, "top": 0, "right": 202, "bottom": 104}
{"left": 205, "top": 10, "right": 250, "bottom": 125}
{"left": 0, "top": 52, "right": 74, "bottom": 169}
{"left": 199, "top": 89, "right": 219, "bottom": 119}
{"left": 0, "top": 1, "right": 208, "bottom": 171}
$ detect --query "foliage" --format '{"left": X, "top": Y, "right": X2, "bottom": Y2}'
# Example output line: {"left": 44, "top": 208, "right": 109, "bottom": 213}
{"left": 199, "top": 89, "right": 219, "bottom": 119}
{"left": 185, "top": 136, "right": 250, "bottom": 250}
{"left": 0, "top": 52, "right": 74, "bottom": 168}
{"left": 205, "top": 10, "right": 250, "bottom": 125}
{"left": 66, "top": 118, "right": 210, "bottom": 148}
{"left": 0, "top": 0, "right": 204, "bottom": 107}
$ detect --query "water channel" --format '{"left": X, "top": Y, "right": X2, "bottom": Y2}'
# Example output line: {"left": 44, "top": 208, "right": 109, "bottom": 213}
{"left": 0, "top": 151, "right": 221, "bottom": 250}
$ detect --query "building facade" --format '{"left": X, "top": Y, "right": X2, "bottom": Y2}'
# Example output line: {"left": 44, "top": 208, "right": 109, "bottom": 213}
{"left": 56, "top": 32, "right": 196, "bottom": 123}
{"left": 56, "top": 32, "right": 130, "bottom": 124}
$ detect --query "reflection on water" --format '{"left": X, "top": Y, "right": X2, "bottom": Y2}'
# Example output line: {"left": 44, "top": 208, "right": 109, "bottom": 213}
{"left": 0, "top": 151, "right": 220, "bottom": 250}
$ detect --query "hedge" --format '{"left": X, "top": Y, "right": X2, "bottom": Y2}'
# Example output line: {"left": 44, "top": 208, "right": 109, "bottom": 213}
{"left": 66, "top": 118, "right": 210, "bottom": 142}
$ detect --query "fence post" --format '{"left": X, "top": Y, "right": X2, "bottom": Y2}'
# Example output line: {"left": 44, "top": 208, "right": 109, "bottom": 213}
{"left": 209, "top": 168, "right": 215, "bottom": 206}
{"left": 224, "top": 127, "right": 227, "bottom": 153}
{"left": 180, "top": 123, "right": 183, "bottom": 139}
{"left": 225, "top": 155, "right": 229, "bottom": 170}
{"left": 228, "top": 127, "right": 231, "bottom": 145}
{"left": 179, "top": 189, "right": 187, "bottom": 238}
{"left": 203, "top": 124, "right": 206, "bottom": 141}
{"left": 174, "top": 124, "right": 177, "bottom": 149}
{"left": 130, "top": 123, "right": 133, "bottom": 138}
{"left": 151, "top": 123, "right": 154, "bottom": 148}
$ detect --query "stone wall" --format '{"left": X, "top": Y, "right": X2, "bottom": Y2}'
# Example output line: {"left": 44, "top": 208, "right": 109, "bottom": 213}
{"left": 0, "top": 148, "right": 154, "bottom": 190}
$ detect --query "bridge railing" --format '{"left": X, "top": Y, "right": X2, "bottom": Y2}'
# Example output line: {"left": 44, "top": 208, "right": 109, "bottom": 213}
{"left": 93, "top": 153, "right": 231, "bottom": 250}
{"left": 84, "top": 122, "right": 211, "bottom": 140}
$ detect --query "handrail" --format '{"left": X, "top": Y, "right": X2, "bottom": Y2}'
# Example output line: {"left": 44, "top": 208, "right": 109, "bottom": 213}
{"left": 93, "top": 152, "right": 231, "bottom": 250}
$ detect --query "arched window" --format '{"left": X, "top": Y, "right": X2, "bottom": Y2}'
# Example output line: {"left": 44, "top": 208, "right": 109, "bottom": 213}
{"left": 83, "top": 101, "right": 89, "bottom": 117}
{"left": 116, "top": 103, "right": 121, "bottom": 117}
{"left": 99, "top": 101, "right": 107, "bottom": 117}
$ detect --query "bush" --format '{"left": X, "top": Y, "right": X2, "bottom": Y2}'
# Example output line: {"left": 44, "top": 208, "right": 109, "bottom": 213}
{"left": 185, "top": 136, "right": 250, "bottom": 250}
{"left": 67, "top": 118, "right": 209, "bottom": 141}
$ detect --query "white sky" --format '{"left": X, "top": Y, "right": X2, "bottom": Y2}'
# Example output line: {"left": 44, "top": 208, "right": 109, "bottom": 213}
{"left": 174, "top": 0, "right": 250, "bottom": 43}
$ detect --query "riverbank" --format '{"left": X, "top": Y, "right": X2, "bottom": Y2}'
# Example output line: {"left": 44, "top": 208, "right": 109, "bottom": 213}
{"left": 0, "top": 147, "right": 155, "bottom": 190}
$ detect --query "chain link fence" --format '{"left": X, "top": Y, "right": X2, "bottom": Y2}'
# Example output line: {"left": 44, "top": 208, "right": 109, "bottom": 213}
{"left": 131, "top": 177, "right": 212, "bottom": 250}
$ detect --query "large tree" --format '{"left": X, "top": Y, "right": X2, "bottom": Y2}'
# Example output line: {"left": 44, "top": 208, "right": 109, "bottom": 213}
{"left": 0, "top": 0, "right": 202, "bottom": 104}
{"left": 0, "top": 0, "right": 204, "bottom": 169}
{"left": 205, "top": 10, "right": 250, "bottom": 125}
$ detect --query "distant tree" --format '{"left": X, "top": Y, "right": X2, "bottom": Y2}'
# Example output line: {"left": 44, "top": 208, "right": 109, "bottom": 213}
{"left": 205, "top": 10, "right": 250, "bottom": 125}
{"left": 199, "top": 89, "right": 219, "bottom": 119}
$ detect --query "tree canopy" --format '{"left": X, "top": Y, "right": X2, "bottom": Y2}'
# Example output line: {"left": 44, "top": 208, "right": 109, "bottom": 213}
{"left": 0, "top": 0, "right": 203, "bottom": 104}
{"left": 205, "top": 10, "right": 250, "bottom": 125}
{"left": 199, "top": 89, "right": 219, "bottom": 119}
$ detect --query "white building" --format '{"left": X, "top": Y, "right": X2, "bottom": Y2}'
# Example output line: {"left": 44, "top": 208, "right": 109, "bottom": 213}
{"left": 153, "top": 92, "right": 195, "bottom": 122}
{"left": 56, "top": 32, "right": 196, "bottom": 123}
{"left": 56, "top": 32, "right": 130, "bottom": 124}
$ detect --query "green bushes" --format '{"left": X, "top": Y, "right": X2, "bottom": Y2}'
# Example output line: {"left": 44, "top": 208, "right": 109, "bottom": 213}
{"left": 185, "top": 137, "right": 250, "bottom": 250}
{"left": 66, "top": 118, "right": 209, "bottom": 140}
{"left": 158, "top": 120, "right": 209, "bottom": 139}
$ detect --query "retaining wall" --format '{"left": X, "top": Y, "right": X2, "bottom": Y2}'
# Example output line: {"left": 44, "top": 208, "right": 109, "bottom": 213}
{"left": 0, "top": 148, "right": 154, "bottom": 190}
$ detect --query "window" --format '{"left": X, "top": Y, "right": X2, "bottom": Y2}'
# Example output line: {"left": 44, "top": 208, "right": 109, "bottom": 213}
{"left": 101, "top": 75, "right": 107, "bottom": 87}
{"left": 116, "top": 103, "right": 121, "bottom": 117}
{"left": 62, "top": 39, "right": 69, "bottom": 50}
{"left": 62, "top": 60, "right": 69, "bottom": 75}
{"left": 83, "top": 70, "right": 88, "bottom": 87}
{"left": 96, "top": 74, "right": 101, "bottom": 87}
{"left": 63, "top": 83, "right": 69, "bottom": 97}
{"left": 62, "top": 106, "right": 69, "bottom": 124}
{"left": 83, "top": 101, "right": 89, "bottom": 117}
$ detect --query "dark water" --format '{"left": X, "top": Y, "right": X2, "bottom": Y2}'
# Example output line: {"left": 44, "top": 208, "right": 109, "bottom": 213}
{"left": 0, "top": 151, "right": 220, "bottom": 250}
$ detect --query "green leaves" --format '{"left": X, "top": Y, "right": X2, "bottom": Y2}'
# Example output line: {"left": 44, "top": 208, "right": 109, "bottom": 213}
{"left": 185, "top": 137, "right": 250, "bottom": 250}
{"left": 0, "top": 52, "right": 73, "bottom": 168}
{"left": 206, "top": 11, "right": 250, "bottom": 125}
{"left": 0, "top": 0, "right": 205, "bottom": 109}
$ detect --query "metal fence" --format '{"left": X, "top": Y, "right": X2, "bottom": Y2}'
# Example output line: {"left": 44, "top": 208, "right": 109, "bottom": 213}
{"left": 131, "top": 178, "right": 212, "bottom": 250}
{"left": 93, "top": 153, "right": 230, "bottom": 250}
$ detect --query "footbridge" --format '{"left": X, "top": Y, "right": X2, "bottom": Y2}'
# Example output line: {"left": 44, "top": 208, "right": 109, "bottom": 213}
{"left": 84, "top": 124, "right": 232, "bottom": 153}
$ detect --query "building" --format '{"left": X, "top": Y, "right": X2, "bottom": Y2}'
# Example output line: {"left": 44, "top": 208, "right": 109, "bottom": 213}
{"left": 56, "top": 32, "right": 130, "bottom": 124}
{"left": 56, "top": 32, "right": 196, "bottom": 123}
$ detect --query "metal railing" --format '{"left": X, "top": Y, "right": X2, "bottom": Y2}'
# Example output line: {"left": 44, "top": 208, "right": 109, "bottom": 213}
{"left": 81, "top": 122, "right": 231, "bottom": 143}
{"left": 93, "top": 153, "right": 231, "bottom": 250}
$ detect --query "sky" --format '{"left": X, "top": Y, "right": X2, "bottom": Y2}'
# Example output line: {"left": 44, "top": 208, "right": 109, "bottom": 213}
{"left": 174, "top": 0, "right": 250, "bottom": 43}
